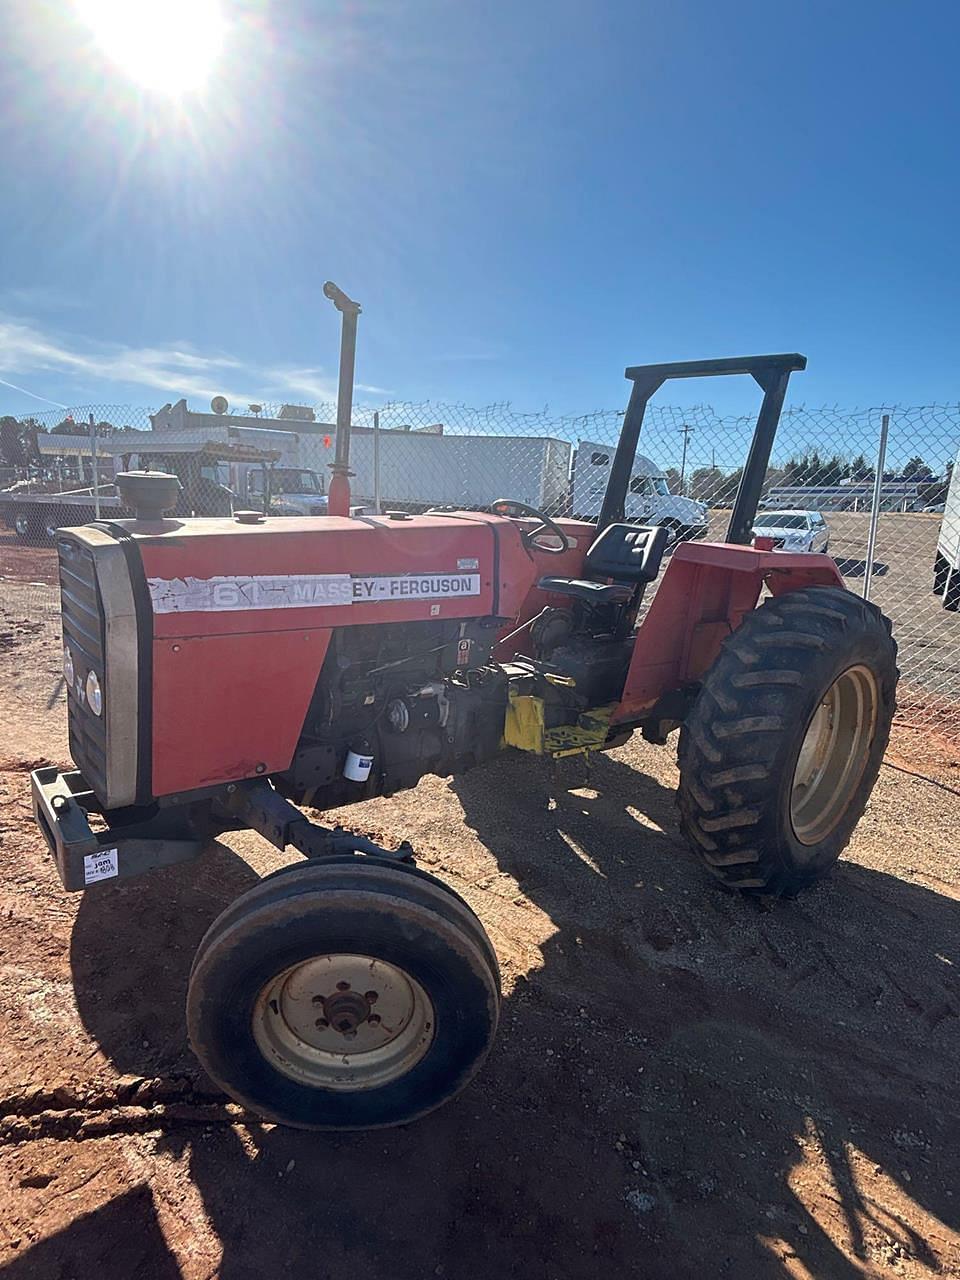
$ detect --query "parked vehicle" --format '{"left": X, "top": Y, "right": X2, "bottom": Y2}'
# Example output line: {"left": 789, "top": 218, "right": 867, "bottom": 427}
{"left": 1, "top": 431, "right": 327, "bottom": 541}
{"left": 572, "top": 441, "right": 708, "bottom": 538}
{"left": 1, "top": 439, "right": 289, "bottom": 541}
{"left": 114, "top": 426, "right": 328, "bottom": 515}
{"left": 247, "top": 466, "right": 328, "bottom": 515}
{"left": 751, "top": 509, "right": 830, "bottom": 553}
{"left": 933, "top": 450, "right": 960, "bottom": 608}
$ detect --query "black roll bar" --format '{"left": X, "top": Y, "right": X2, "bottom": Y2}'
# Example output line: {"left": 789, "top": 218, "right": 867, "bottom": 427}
{"left": 597, "top": 353, "right": 807, "bottom": 544}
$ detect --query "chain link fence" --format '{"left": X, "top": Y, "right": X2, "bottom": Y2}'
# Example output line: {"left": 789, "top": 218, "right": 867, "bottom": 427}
{"left": 2, "top": 399, "right": 959, "bottom": 739}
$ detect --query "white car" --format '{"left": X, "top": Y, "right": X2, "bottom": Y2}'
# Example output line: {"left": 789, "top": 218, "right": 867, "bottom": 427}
{"left": 751, "top": 509, "right": 830, "bottom": 553}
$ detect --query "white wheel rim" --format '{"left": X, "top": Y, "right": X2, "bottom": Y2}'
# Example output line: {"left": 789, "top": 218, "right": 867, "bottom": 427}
{"left": 252, "top": 954, "right": 435, "bottom": 1091}
{"left": 790, "top": 664, "right": 878, "bottom": 846}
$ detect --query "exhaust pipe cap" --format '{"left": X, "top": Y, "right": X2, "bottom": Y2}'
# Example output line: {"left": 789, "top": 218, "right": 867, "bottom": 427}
{"left": 116, "top": 471, "right": 183, "bottom": 520}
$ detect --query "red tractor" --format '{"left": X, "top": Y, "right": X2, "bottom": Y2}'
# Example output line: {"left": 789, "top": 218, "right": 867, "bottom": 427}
{"left": 33, "top": 351, "right": 897, "bottom": 1130}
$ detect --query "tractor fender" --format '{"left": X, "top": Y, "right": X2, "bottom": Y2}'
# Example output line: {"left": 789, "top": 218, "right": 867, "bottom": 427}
{"left": 613, "top": 541, "right": 844, "bottom": 722}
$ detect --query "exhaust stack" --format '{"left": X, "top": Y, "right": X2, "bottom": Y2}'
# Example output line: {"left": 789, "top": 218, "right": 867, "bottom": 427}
{"left": 323, "top": 281, "right": 362, "bottom": 517}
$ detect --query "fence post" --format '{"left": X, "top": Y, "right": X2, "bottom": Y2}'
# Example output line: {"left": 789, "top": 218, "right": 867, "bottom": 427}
{"left": 88, "top": 412, "right": 101, "bottom": 521}
{"left": 863, "top": 412, "right": 889, "bottom": 600}
{"left": 373, "top": 410, "right": 382, "bottom": 514}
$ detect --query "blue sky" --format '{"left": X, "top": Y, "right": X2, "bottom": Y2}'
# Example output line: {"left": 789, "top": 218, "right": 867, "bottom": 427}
{"left": 1, "top": 0, "right": 958, "bottom": 421}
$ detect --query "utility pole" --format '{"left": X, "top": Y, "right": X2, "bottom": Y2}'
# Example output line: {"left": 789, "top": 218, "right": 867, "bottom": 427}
{"left": 678, "top": 423, "right": 694, "bottom": 494}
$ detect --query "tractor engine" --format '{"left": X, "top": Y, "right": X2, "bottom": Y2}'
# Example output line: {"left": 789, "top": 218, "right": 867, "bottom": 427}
{"left": 278, "top": 617, "right": 510, "bottom": 807}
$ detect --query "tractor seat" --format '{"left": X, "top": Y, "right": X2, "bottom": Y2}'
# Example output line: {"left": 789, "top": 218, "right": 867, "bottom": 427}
{"left": 538, "top": 522, "right": 669, "bottom": 606}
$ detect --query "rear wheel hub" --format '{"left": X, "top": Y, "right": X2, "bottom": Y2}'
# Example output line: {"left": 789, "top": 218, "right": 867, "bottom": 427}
{"left": 791, "top": 664, "right": 878, "bottom": 846}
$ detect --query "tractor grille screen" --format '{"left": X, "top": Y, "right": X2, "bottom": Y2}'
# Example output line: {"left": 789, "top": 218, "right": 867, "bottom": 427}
{"left": 58, "top": 540, "right": 108, "bottom": 799}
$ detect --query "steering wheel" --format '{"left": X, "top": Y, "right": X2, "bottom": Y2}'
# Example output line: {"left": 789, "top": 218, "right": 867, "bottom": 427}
{"left": 491, "top": 499, "right": 572, "bottom": 554}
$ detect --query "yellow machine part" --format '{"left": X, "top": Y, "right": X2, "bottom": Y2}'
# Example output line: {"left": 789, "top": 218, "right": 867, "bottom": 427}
{"left": 502, "top": 693, "right": 617, "bottom": 758}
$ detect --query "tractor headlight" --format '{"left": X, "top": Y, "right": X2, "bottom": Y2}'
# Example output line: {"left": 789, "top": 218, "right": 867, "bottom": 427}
{"left": 63, "top": 646, "right": 75, "bottom": 688}
{"left": 85, "top": 669, "right": 103, "bottom": 717}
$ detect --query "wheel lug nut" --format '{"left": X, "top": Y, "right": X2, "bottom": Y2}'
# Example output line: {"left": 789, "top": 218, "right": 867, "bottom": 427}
{"left": 368, "top": 1013, "right": 381, "bottom": 1025}
{"left": 336, "top": 981, "right": 350, "bottom": 991}
{"left": 364, "top": 990, "right": 378, "bottom": 1002}
{"left": 316, "top": 1018, "right": 328, "bottom": 1028}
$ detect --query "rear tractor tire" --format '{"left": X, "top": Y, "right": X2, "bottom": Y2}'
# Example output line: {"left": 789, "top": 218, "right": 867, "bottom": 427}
{"left": 678, "top": 587, "right": 897, "bottom": 896}
{"left": 187, "top": 856, "right": 500, "bottom": 1129}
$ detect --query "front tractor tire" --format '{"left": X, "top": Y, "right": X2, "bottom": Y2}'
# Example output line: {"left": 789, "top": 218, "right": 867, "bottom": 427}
{"left": 678, "top": 587, "right": 897, "bottom": 896}
{"left": 187, "top": 856, "right": 500, "bottom": 1130}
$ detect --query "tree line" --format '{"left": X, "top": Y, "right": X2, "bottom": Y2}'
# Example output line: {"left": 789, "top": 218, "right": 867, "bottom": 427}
{"left": 0, "top": 415, "right": 137, "bottom": 468}
{"left": 677, "top": 451, "right": 952, "bottom": 503}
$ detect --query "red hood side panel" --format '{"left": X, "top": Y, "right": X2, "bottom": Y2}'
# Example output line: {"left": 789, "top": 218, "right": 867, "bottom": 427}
{"left": 136, "top": 514, "right": 538, "bottom": 796}
{"left": 152, "top": 628, "right": 331, "bottom": 796}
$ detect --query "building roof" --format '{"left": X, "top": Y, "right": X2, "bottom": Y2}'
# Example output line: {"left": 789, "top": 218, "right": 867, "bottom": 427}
{"left": 37, "top": 437, "right": 100, "bottom": 457}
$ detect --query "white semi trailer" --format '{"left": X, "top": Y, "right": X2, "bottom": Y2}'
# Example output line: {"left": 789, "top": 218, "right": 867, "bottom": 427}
{"left": 299, "top": 431, "right": 572, "bottom": 513}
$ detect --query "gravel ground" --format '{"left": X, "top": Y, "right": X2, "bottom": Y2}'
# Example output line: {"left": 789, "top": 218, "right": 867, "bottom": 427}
{"left": 1, "top": 563, "right": 960, "bottom": 1279}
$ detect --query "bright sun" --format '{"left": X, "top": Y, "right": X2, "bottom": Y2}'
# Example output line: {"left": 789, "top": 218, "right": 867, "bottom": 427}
{"left": 76, "top": 0, "right": 226, "bottom": 96}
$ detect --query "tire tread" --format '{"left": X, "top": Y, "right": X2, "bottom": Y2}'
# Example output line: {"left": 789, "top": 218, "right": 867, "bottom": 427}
{"left": 678, "top": 586, "right": 898, "bottom": 896}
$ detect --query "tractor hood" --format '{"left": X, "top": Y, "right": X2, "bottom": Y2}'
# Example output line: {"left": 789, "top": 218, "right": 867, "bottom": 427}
{"left": 100, "top": 510, "right": 594, "bottom": 640}
{"left": 54, "top": 510, "right": 595, "bottom": 803}
{"left": 122, "top": 513, "right": 516, "bottom": 637}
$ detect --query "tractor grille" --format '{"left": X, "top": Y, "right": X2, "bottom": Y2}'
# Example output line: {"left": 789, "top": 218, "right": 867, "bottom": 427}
{"left": 58, "top": 539, "right": 108, "bottom": 798}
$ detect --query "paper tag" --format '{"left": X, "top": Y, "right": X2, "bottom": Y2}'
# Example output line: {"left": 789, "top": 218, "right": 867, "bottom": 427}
{"left": 84, "top": 849, "right": 119, "bottom": 885}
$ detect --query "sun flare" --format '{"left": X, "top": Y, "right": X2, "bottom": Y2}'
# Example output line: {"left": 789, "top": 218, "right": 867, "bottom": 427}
{"left": 76, "top": 0, "right": 226, "bottom": 96}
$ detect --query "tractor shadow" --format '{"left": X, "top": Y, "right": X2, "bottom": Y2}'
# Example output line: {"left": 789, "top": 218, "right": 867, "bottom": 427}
{"left": 56, "top": 750, "right": 960, "bottom": 1280}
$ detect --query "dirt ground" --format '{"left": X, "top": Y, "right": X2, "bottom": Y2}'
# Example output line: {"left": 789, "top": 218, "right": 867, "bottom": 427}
{"left": 2, "top": 570, "right": 960, "bottom": 1279}
{"left": 716, "top": 510, "right": 960, "bottom": 722}
{"left": 0, "top": 534, "right": 59, "bottom": 586}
